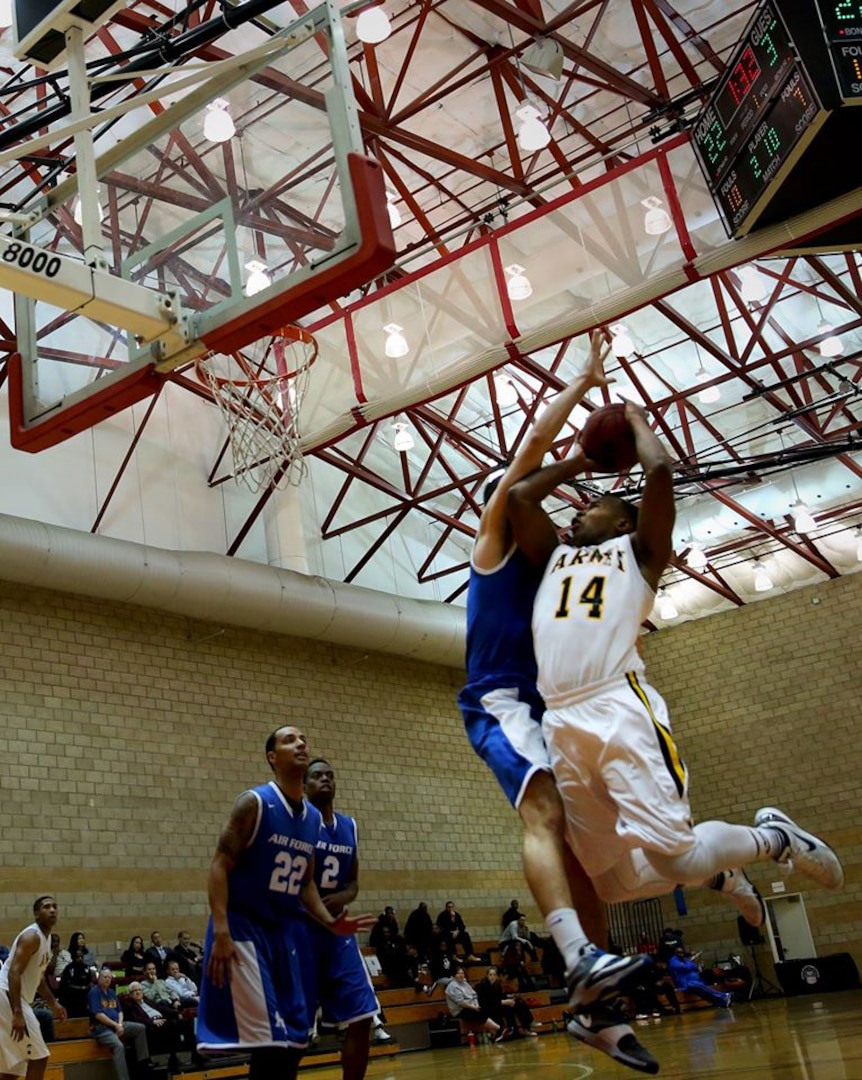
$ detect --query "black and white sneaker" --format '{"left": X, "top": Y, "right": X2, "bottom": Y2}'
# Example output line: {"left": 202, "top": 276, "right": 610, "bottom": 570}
{"left": 566, "top": 949, "right": 653, "bottom": 1010}
{"left": 710, "top": 867, "right": 766, "bottom": 927}
{"left": 755, "top": 807, "right": 844, "bottom": 890}
{"left": 566, "top": 1007, "right": 659, "bottom": 1075}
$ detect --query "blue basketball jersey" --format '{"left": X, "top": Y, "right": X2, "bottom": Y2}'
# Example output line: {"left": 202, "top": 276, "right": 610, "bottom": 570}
{"left": 228, "top": 781, "right": 322, "bottom": 924}
{"left": 313, "top": 812, "right": 358, "bottom": 898}
{"left": 464, "top": 545, "right": 543, "bottom": 686}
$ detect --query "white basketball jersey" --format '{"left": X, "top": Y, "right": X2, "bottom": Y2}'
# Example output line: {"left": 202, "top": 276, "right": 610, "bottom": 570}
{"left": 0, "top": 922, "right": 51, "bottom": 1002}
{"left": 532, "top": 533, "right": 655, "bottom": 704}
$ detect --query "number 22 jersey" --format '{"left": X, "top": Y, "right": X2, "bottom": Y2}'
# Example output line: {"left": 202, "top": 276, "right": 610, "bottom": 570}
{"left": 532, "top": 532, "right": 655, "bottom": 706}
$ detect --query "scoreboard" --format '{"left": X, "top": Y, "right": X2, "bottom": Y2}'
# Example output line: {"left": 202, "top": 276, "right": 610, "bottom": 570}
{"left": 692, "top": 1, "right": 830, "bottom": 236}
{"left": 818, "top": 1, "right": 862, "bottom": 101}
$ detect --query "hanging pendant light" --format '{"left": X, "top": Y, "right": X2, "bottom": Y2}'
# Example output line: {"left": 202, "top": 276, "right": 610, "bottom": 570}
{"left": 504, "top": 263, "right": 532, "bottom": 300}
{"left": 516, "top": 105, "right": 551, "bottom": 152}
{"left": 356, "top": 3, "right": 392, "bottom": 44}
{"left": 383, "top": 323, "right": 409, "bottom": 358}
{"left": 204, "top": 99, "right": 235, "bottom": 142}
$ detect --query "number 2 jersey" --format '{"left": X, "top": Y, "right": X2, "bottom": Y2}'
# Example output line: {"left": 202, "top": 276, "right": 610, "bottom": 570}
{"left": 532, "top": 532, "right": 655, "bottom": 705}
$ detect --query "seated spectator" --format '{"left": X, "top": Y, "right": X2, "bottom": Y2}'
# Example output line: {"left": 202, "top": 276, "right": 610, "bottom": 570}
{"left": 120, "top": 936, "right": 147, "bottom": 982}
{"left": 57, "top": 950, "right": 94, "bottom": 1018}
{"left": 165, "top": 958, "right": 199, "bottom": 1006}
{"left": 403, "top": 902, "right": 434, "bottom": 964}
{"left": 630, "top": 968, "right": 681, "bottom": 1018}
{"left": 499, "top": 940, "right": 534, "bottom": 992}
{"left": 500, "top": 899, "right": 520, "bottom": 932}
{"left": 539, "top": 934, "right": 565, "bottom": 985}
{"left": 668, "top": 946, "right": 732, "bottom": 1009}
{"left": 143, "top": 931, "right": 172, "bottom": 979}
{"left": 658, "top": 927, "right": 685, "bottom": 965}
{"left": 88, "top": 967, "right": 154, "bottom": 1080}
{"left": 476, "top": 966, "right": 536, "bottom": 1038}
{"left": 435, "top": 901, "right": 480, "bottom": 962}
{"left": 172, "top": 931, "right": 203, "bottom": 983}
{"left": 368, "top": 913, "right": 391, "bottom": 952}
{"left": 498, "top": 915, "right": 538, "bottom": 962}
{"left": 445, "top": 967, "right": 504, "bottom": 1041}
{"left": 636, "top": 932, "right": 658, "bottom": 957}
{"left": 141, "top": 961, "right": 182, "bottom": 1013}
{"left": 122, "top": 981, "right": 189, "bottom": 1073}
{"left": 43, "top": 933, "right": 62, "bottom": 995}
{"left": 374, "top": 927, "right": 418, "bottom": 990}
{"left": 423, "top": 935, "right": 459, "bottom": 995}
{"left": 57, "top": 932, "right": 98, "bottom": 979}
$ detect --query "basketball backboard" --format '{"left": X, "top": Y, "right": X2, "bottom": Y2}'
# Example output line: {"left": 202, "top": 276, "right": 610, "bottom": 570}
{"left": 5, "top": 0, "right": 395, "bottom": 452}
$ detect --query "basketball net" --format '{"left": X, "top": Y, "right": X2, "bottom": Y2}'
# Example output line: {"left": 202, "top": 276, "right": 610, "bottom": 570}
{"left": 196, "top": 325, "right": 318, "bottom": 493}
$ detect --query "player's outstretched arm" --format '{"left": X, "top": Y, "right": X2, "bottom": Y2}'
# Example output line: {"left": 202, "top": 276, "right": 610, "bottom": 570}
{"left": 475, "top": 332, "right": 611, "bottom": 569}
{"left": 206, "top": 790, "right": 259, "bottom": 988}
{"left": 624, "top": 401, "right": 675, "bottom": 591}
{"left": 507, "top": 448, "right": 591, "bottom": 567}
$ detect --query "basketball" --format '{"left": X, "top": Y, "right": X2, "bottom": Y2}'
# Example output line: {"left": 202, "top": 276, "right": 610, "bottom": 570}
{"left": 579, "top": 403, "right": 638, "bottom": 472}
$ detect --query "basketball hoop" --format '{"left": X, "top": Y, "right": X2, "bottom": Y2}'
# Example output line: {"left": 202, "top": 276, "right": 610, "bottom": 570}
{"left": 196, "top": 325, "right": 318, "bottom": 492}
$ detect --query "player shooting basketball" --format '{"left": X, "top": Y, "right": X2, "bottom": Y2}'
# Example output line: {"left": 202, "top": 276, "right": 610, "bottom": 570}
{"left": 506, "top": 401, "right": 844, "bottom": 980}
{"left": 457, "top": 332, "right": 659, "bottom": 1074}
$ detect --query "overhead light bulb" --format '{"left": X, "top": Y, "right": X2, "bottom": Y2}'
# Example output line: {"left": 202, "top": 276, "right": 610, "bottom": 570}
{"left": 516, "top": 105, "right": 551, "bottom": 152}
{"left": 641, "top": 196, "right": 671, "bottom": 236}
{"left": 752, "top": 561, "right": 773, "bottom": 592}
{"left": 738, "top": 264, "right": 767, "bottom": 303}
{"left": 520, "top": 38, "right": 564, "bottom": 80}
{"left": 816, "top": 319, "right": 843, "bottom": 357}
{"left": 494, "top": 373, "right": 518, "bottom": 407}
{"left": 244, "top": 259, "right": 271, "bottom": 297}
{"left": 695, "top": 368, "right": 720, "bottom": 404}
{"left": 383, "top": 322, "right": 408, "bottom": 358}
{"left": 204, "top": 99, "right": 235, "bottom": 143}
{"left": 793, "top": 501, "right": 815, "bottom": 534}
{"left": 356, "top": 4, "right": 391, "bottom": 44}
{"left": 386, "top": 191, "right": 401, "bottom": 228}
{"left": 610, "top": 323, "right": 633, "bottom": 358}
{"left": 391, "top": 417, "right": 414, "bottom": 452}
{"left": 504, "top": 263, "right": 532, "bottom": 300}
{"left": 72, "top": 192, "right": 105, "bottom": 225}
{"left": 658, "top": 588, "right": 678, "bottom": 620}
{"left": 687, "top": 543, "right": 707, "bottom": 571}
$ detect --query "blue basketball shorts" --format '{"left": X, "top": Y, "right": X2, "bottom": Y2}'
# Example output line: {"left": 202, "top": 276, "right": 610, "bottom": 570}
{"left": 197, "top": 912, "right": 314, "bottom": 1052}
{"left": 458, "top": 681, "right": 550, "bottom": 808}
{"left": 302, "top": 922, "right": 379, "bottom": 1027}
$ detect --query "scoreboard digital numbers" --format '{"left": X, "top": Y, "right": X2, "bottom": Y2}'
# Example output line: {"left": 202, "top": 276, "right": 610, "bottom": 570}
{"left": 692, "top": 0, "right": 829, "bottom": 235}
{"left": 815, "top": 0, "right": 862, "bottom": 101}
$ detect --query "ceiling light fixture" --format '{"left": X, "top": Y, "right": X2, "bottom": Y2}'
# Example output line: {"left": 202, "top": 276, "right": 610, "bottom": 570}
{"left": 391, "top": 416, "right": 414, "bottom": 452}
{"left": 641, "top": 196, "right": 672, "bottom": 235}
{"left": 855, "top": 526, "right": 862, "bottom": 562}
{"left": 520, "top": 37, "right": 564, "bottom": 80}
{"left": 383, "top": 322, "right": 409, "bottom": 358}
{"left": 816, "top": 318, "right": 844, "bottom": 357}
{"left": 356, "top": 3, "right": 392, "bottom": 45}
{"left": 385, "top": 190, "right": 401, "bottom": 228}
{"left": 658, "top": 588, "right": 678, "bottom": 620}
{"left": 610, "top": 323, "right": 633, "bottom": 358}
{"left": 504, "top": 263, "right": 532, "bottom": 300}
{"left": 695, "top": 368, "right": 720, "bottom": 404}
{"left": 792, "top": 500, "right": 815, "bottom": 534}
{"left": 204, "top": 99, "right": 235, "bottom": 143}
{"left": 738, "top": 264, "right": 767, "bottom": 304}
{"left": 494, "top": 373, "right": 518, "bottom": 407}
{"left": 244, "top": 260, "right": 271, "bottom": 297}
{"left": 752, "top": 561, "right": 774, "bottom": 592}
{"left": 516, "top": 104, "right": 551, "bottom": 152}
{"left": 686, "top": 542, "right": 707, "bottom": 571}
{"left": 72, "top": 192, "right": 104, "bottom": 225}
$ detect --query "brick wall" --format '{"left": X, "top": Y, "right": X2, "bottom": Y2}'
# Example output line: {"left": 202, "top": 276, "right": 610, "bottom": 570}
{"left": 0, "top": 571, "right": 858, "bottom": 973}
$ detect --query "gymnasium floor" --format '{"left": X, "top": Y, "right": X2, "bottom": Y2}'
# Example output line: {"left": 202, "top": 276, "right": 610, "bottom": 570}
{"left": 364, "top": 992, "right": 860, "bottom": 1080}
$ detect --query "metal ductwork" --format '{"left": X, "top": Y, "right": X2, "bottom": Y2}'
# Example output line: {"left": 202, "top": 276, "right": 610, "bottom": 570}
{"left": 0, "top": 514, "right": 466, "bottom": 668}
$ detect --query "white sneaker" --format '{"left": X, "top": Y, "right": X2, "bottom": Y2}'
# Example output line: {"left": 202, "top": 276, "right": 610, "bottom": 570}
{"left": 711, "top": 867, "right": 766, "bottom": 927}
{"left": 566, "top": 950, "right": 652, "bottom": 1010}
{"left": 372, "top": 1028, "right": 394, "bottom": 1044}
{"left": 755, "top": 807, "right": 844, "bottom": 890}
{"left": 566, "top": 1008, "right": 659, "bottom": 1074}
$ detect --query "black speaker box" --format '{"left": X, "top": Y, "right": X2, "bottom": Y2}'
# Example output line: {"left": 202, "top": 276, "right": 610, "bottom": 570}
{"left": 775, "top": 953, "right": 860, "bottom": 996}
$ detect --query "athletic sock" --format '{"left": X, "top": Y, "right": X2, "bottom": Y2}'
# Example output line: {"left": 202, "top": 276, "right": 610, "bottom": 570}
{"left": 754, "top": 826, "right": 789, "bottom": 860}
{"left": 545, "top": 907, "right": 590, "bottom": 974}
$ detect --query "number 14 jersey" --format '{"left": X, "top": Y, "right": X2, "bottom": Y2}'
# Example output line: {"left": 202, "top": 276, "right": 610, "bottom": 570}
{"left": 532, "top": 533, "right": 655, "bottom": 706}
